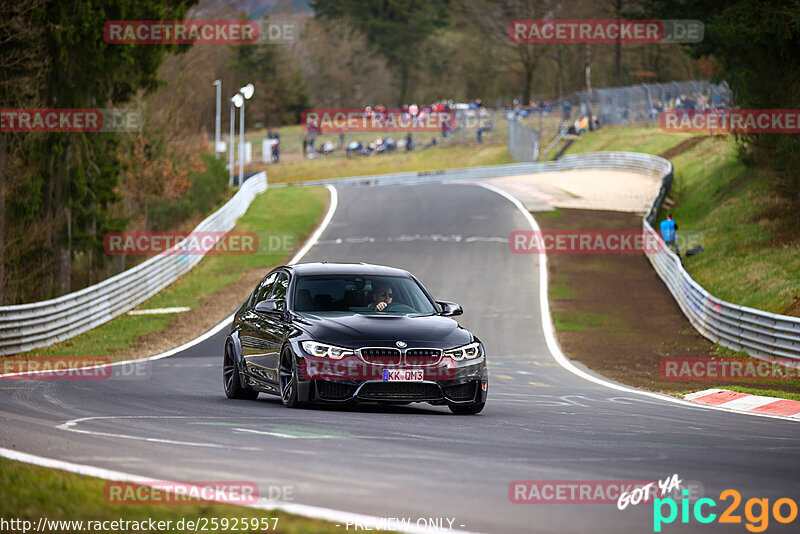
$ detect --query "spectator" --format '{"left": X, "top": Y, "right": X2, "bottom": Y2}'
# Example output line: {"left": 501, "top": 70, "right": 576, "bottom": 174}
{"left": 477, "top": 119, "right": 492, "bottom": 143}
{"left": 576, "top": 116, "right": 589, "bottom": 134}
{"left": 406, "top": 132, "right": 413, "bottom": 151}
{"left": 660, "top": 213, "right": 680, "bottom": 257}
{"left": 268, "top": 129, "right": 280, "bottom": 163}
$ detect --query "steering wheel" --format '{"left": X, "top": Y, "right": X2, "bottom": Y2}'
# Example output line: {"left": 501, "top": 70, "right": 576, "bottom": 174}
{"left": 383, "top": 302, "right": 415, "bottom": 313}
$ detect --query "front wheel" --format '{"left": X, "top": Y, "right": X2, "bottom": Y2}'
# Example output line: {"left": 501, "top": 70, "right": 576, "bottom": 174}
{"left": 279, "top": 348, "right": 304, "bottom": 408}
{"left": 223, "top": 341, "right": 259, "bottom": 400}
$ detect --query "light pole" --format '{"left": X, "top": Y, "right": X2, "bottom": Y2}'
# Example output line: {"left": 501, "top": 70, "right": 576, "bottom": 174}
{"left": 213, "top": 80, "right": 221, "bottom": 159}
{"left": 238, "top": 83, "right": 254, "bottom": 186}
{"left": 230, "top": 94, "right": 242, "bottom": 187}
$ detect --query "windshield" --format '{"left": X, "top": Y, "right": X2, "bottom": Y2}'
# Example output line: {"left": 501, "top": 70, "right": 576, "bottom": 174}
{"left": 293, "top": 275, "right": 437, "bottom": 316}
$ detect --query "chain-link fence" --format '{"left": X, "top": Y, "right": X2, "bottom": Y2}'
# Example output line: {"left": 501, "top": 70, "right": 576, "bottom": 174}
{"left": 557, "top": 80, "right": 732, "bottom": 127}
{"left": 507, "top": 117, "right": 540, "bottom": 162}
{"left": 506, "top": 80, "right": 732, "bottom": 161}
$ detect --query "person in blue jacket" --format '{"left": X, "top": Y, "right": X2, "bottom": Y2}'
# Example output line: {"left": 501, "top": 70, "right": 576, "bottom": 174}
{"left": 660, "top": 213, "right": 680, "bottom": 256}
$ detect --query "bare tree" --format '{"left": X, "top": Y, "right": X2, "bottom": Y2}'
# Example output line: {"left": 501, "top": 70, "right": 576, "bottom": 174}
{"left": 456, "top": 0, "right": 558, "bottom": 104}
{"left": 289, "top": 18, "right": 395, "bottom": 107}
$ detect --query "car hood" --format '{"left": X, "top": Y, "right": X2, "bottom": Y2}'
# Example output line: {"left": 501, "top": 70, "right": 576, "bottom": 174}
{"left": 296, "top": 312, "right": 472, "bottom": 348}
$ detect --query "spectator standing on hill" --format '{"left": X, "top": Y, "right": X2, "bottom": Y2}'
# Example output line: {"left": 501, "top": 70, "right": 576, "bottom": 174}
{"left": 660, "top": 213, "right": 680, "bottom": 257}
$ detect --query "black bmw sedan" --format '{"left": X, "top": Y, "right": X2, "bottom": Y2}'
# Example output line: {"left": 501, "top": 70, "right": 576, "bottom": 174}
{"left": 223, "top": 262, "right": 488, "bottom": 414}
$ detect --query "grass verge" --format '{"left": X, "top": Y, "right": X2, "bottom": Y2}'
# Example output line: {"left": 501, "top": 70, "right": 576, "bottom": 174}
{"left": 563, "top": 127, "right": 800, "bottom": 316}
{"left": 239, "top": 121, "right": 513, "bottom": 185}
{"left": 537, "top": 201, "right": 800, "bottom": 401}
{"left": 17, "top": 186, "right": 328, "bottom": 360}
{"left": 0, "top": 457, "right": 365, "bottom": 534}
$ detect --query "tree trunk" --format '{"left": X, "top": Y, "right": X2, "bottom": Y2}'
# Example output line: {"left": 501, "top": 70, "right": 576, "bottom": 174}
{"left": 54, "top": 139, "right": 71, "bottom": 295}
{"left": 523, "top": 65, "right": 533, "bottom": 106}
{"left": 45, "top": 149, "right": 55, "bottom": 295}
{"left": 398, "top": 63, "right": 411, "bottom": 106}
{"left": 555, "top": 47, "right": 564, "bottom": 97}
{"left": 0, "top": 134, "right": 5, "bottom": 305}
{"left": 614, "top": 0, "right": 622, "bottom": 86}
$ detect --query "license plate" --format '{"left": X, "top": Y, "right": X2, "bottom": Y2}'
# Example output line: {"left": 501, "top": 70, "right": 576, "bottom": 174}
{"left": 382, "top": 369, "right": 424, "bottom": 381}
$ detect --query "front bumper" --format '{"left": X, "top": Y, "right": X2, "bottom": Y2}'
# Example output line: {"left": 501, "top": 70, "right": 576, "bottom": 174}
{"left": 295, "top": 355, "right": 488, "bottom": 405}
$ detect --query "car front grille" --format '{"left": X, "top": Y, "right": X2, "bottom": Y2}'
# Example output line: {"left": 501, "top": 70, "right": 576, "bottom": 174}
{"left": 444, "top": 382, "right": 475, "bottom": 400}
{"left": 404, "top": 348, "right": 442, "bottom": 366}
{"left": 359, "top": 348, "right": 402, "bottom": 366}
{"left": 316, "top": 381, "right": 356, "bottom": 400}
{"left": 358, "top": 382, "right": 443, "bottom": 401}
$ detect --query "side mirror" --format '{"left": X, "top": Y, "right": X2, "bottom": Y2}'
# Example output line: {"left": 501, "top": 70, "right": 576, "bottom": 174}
{"left": 255, "top": 299, "right": 285, "bottom": 314}
{"left": 437, "top": 301, "right": 463, "bottom": 317}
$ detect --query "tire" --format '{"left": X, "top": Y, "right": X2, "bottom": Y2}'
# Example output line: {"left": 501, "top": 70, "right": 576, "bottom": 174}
{"left": 279, "top": 347, "right": 304, "bottom": 408}
{"left": 223, "top": 341, "right": 259, "bottom": 400}
{"left": 448, "top": 391, "right": 485, "bottom": 415}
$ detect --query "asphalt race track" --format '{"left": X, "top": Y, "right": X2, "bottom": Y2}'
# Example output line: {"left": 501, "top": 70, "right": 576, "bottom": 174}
{"left": 1, "top": 183, "right": 799, "bottom": 533}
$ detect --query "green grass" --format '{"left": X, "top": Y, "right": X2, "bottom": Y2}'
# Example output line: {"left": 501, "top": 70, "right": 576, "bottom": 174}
{"left": 549, "top": 283, "right": 573, "bottom": 299}
{"left": 563, "top": 126, "right": 699, "bottom": 157}
{"left": 240, "top": 120, "right": 513, "bottom": 184}
{"left": 23, "top": 186, "right": 328, "bottom": 358}
{"left": 263, "top": 143, "right": 513, "bottom": 184}
{"left": 533, "top": 209, "right": 562, "bottom": 217}
{"left": 564, "top": 127, "right": 800, "bottom": 316}
{"left": 665, "top": 138, "right": 800, "bottom": 314}
{"left": 0, "top": 458, "right": 361, "bottom": 534}
{"left": 552, "top": 311, "right": 613, "bottom": 331}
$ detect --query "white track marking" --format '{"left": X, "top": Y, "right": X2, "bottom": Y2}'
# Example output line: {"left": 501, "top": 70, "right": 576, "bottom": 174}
{"left": 0, "top": 446, "right": 480, "bottom": 534}
{"left": 716, "top": 395, "right": 782, "bottom": 411}
{"left": 471, "top": 181, "right": 798, "bottom": 423}
{"left": 234, "top": 428, "right": 341, "bottom": 439}
{"left": 0, "top": 185, "right": 338, "bottom": 380}
{"left": 684, "top": 388, "right": 726, "bottom": 400}
{"left": 0, "top": 185, "right": 480, "bottom": 533}
{"left": 56, "top": 416, "right": 260, "bottom": 451}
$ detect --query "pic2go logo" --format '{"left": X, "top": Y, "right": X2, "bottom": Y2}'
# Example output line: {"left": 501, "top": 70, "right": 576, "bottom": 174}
{"left": 653, "top": 489, "right": 798, "bottom": 532}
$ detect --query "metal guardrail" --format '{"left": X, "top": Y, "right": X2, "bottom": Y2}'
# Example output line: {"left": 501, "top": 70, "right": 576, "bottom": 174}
{"left": 6, "top": 154, "right": 797, "bottom": 362}
{"left": 642, "top": 193, "right": 800, "bottom": 363}
{"left": 279, "top": 153, "right": 800, "bottom": 362}
{"left": 0, "top": 172, "right": 268, "bottom": 356}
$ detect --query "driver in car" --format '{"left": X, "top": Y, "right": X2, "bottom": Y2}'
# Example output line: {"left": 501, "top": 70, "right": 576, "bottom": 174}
{"left": 368, "top": 285, "right": 393, "bottom": 311}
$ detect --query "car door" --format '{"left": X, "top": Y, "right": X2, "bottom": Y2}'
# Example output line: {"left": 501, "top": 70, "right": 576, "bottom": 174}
{"left": 258, "top": 271, "right": 293, "bottom": 380}
{"left": 241, "top": 272, "right": 279, "bottom": 391}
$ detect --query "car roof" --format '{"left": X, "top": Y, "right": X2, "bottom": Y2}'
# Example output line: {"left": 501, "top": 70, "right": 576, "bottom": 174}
{"left": 286, "top": 262, "right": 412, "bottom": 277}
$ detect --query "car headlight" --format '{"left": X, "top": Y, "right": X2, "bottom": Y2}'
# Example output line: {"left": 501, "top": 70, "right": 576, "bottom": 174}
{"left": 300, "top": 341, "right": 354, "bottom": 360}
{"left": 444, "top": 342, "right": 483, "bottom": 361}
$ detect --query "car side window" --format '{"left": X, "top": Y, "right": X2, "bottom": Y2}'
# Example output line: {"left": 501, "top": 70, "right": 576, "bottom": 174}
{"left": 255, "top": 272, "right": 278, "bottom": 304}
{"left": 269, "top": 272, "right": 289, "bottom": 301}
